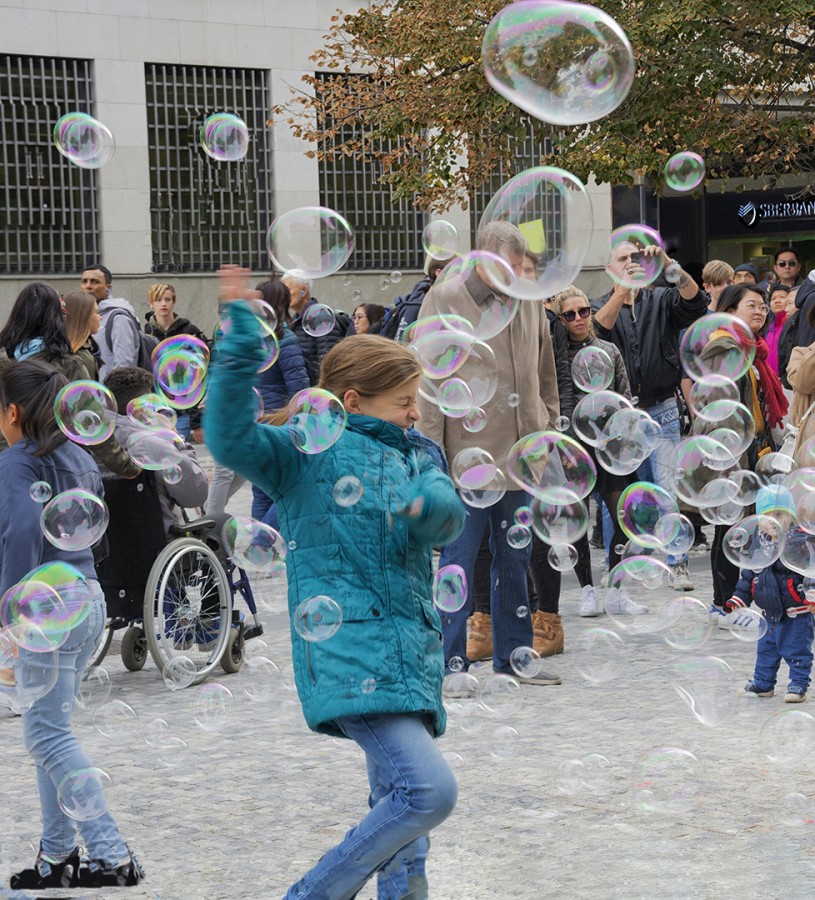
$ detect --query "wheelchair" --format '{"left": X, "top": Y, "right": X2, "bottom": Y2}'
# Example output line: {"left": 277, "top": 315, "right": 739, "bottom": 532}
{"left": 89, "top": 472, "right": 264, "bottom": 684}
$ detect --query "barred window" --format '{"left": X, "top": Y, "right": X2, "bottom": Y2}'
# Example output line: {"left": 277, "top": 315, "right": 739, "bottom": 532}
{"left": 0, "top": 54, "right": 99, "bottom": 275}
{"left": 316, "top": 73, "right": 424, "bottom": 272}
{"left": 145, "top": 63, "right": 273, "bottom": 273}
{"left": 470, "top": 121, "right": 557, "bottom": 252}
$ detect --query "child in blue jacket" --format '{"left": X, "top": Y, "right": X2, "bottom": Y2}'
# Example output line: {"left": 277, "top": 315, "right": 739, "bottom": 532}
{"left": 205, "top": 267, "right": 467, "bottom": 900}
{"left": 726, "top": 487, "right": 815, "bottom": 702}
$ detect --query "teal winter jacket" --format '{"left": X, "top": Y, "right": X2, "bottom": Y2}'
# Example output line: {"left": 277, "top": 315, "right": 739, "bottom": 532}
{"left": 204, "top": 302, "right": 466, "bottom": 737}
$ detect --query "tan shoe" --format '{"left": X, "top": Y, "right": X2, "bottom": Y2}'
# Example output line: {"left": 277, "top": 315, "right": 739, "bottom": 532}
{"left": 0, "top": 667, "right": 15, "bottom": 688}
{"left": 532, "top": 611, "right": 564, "bottom": 657}
{"left": 466, "top": 611, "right": 493, "bottom": 661}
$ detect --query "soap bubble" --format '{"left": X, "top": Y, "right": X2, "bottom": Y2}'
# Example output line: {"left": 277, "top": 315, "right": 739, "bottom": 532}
{"left": 722, "top": 515, "right": 785, "bottom": 571}
{"left": 506, "top": 431, "right": 596, "bottom": 502}
{"left": 410, "top": 321, "right": 475, "bottom": 380}
{"left": 514, "top": 505, "right": 533, "bottom": 527}
{"left": 631, "top": 747, "right": 702, "bottom": 817}
{"left": 547, "top": 543, "right": 578, "bottom": 571}
{"left": 40, "top": 489, "right": 109, "bottom": 552}
{"left": 477, "top": 673, "right": 521, "bottom": 717}
{"left": 193, "top": 683, "right": 234, "bottom": 733}
{"left": 680, "top": 313, "right": 757, "bottom": 383}
{"left": 293, "top": 595, "right": 343, "bottom": 642}
{"left": 437, "top": 378, "right": 474, "bottom": 418}
{"left": 664, "top": 152, "right": 705, "bottom": 192}
{"left": 671, "top": 656, "right": 738, "bottom": 726}
{"left": 618, "top": 482, "right": 679, "bottom": 549}
{"left": 595, "top": 408, "right": 662, "bottom": 476}
{"left": 660, "top": 598, "right": 713, "bottom": 652}
{"left": 608, "top": 225, "right": 666, "bottom": 289}
{"left": 153, "top": 346, "right": 207, "bottom": 400}
{"left": 222, "top": 515, "right": 287, "bottom": 575}
{"left": 674, "top": 435, "right": 739, "bottom": 507}
{"left": 199, "top": 112, "right": 249, "bottom": 161}
{"left": 422, "top": 220, "right": 460, "bottom": 257}
{"left": 723, "top": 606, "right": 768, "bottom": 643}
{"left": 333, "top": 475, "right": 364, "bottom": 507}
{"left": 236, "top": 656, "right": 281, "bottom": 701}
{"left": 288, "top": 388, "right": 347, "bottom": 455}
{"left": 302, "top": 304, "right": 337, "bottom": 338}
{"left": 451, "top": 447, "right": 507, "bottom": 509}
{"left": 162, "top": 656, "right": 197, "bottom": 691}
{"left": 1, "top": 641, "right": 59, "bottom": 713}
{"left": 488, "top": 724, "right": 520, "bottom": 760}
{"left": 433, "top": 565, "right": 468, "bottom": 613}
{"left": 652, "top": 513, "right": 695, "bottom": 557}
{"left": 482, "top": 1, "right": 634, "bottom": 126}
{"left": 57, "top": 767, "right": 112, "bottom": 821}
{"left": 126, "top": 428, "right": 185, "bottom": 471}
{"left": 507, "top": 524, "right": 532, "bottom": 549}
{"left": 604, "top": 557, "right": 672, "bottom": 631}
{"left": 691, "top": 402, "right": 755, "bottom": 457}
{"left": 573, "top": 627, "right": 627, "bottom": 684}
{"left": 572, "top": 390, "right": 632, "bottom": 447}
{"left": 572, "top": 345, "right": 614, "bottom": 393}
{"left": 54, "top": 381, "right": 117, "bottom": 446}
{"left": 75, "top": 665, "right": 111, "bottom": 712}
{"left": 93, "top": 699, "right": 140, "bottom": 742}
{"left": 509, "top": 645, "right": 542, "bottom": 678}
{"left": 759, "top": 709, "right": 815, "bottom": 767}
{"left": 267, "top": 207, "right": 354, "bottom": 279}
{"left": 477, "top": 167, "right": 594, "bottom": 300}
{"left": 126, "top": 393, "right": 178, "bottom": 432}
{"left": 29, "top": 481, "right": 53, "bottom": 503}
{"left": 529, "top": 491, "right": 588, "bottom": 546}
{"left": 54, "top": 113, "right": 115, "bottom": 168}
{"left": 687, "top": 374, "right": 740, "bottom": 420}
{"left": 463, "top": 407, "right": 487, "bottom": 433}
{"left": 780, "top": 530, "right": 815, "bottom": 577}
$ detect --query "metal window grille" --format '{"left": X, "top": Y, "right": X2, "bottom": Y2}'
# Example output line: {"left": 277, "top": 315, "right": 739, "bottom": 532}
{"left": 0, "top": 55, "right": 98, "bottom": 275}
{"left": 316, "top": 74, "right": 424, "bottom": 272}
{"left": 470, "top": 121, "right": 559, "bottom": 256}
{"left": 145, "top": 63, "right": 273, "bottom": 273}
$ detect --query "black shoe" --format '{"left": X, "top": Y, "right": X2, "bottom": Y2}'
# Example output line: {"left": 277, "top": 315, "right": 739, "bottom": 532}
{"left": 79, "top": 846, "right": 145, "bottom": 888}
{"left": 589, "top": 529, "right": 603, "bottom": 550}
{"left": 10, "top": 844, "right": 82, "bottom": 889}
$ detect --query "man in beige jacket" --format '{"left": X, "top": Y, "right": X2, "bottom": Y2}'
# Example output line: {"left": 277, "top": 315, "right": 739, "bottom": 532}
{"left": 417, "top": 222, "right": 561, "bottom": 687}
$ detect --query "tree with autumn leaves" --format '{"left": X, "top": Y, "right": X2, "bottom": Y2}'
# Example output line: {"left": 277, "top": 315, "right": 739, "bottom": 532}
{"left": 274, "top": 0, "right": 815, "bottom": 211}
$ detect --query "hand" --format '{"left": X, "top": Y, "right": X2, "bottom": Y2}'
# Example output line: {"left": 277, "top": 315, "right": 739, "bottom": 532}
{"left": 217, "top": 265, "right": 262, "bottom": 306}
{"left": 395, "top": 496, "right": 425, "bottom": 519}
{"left": 190, "top": 427, "right": 204, "bottom": 444}
{"left": 724, "top": 596, "right": 745, "bottom": 613}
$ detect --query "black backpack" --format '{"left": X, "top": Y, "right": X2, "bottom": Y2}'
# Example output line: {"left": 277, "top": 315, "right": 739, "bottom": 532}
{"left": 103, "top": 308, "right": 159, "bottom": 372}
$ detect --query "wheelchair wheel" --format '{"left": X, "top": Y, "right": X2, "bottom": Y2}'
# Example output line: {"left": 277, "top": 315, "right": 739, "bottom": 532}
{"left": 85, "top": 620, "right": 114, "bottom": 673}
{"left": 220, "top": 627, "right": 244, "bottom": 674}
{"left": 120, "top": 626, "right": 148, "bottom": 672}
{"left": 143, "top": 538, "right": 232, "bottom": 685}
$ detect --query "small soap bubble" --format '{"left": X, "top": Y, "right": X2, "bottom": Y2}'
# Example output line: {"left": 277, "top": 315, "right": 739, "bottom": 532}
{"left": 162, "top": 465, "right": 183, "bottom": 486}
{"left": 288, "top": 388, "right": 347, "bottom": 455}
{"left": 507, "top": 524, "right": 532, "bottom": 549}
{"left": 489, "top": 724, "right": 520, "bottom": 760}
{"left": 193, "top": 683, "right": 234, "bottom": 733}
{"left": 631, "top": 747, "right": 703, "bottom": 817}
{"left": 54, "top": 113, "right": 115, "bottom": 169}
{"left": 267, "top": 206, "right": 354, "bottom": 279}
{"left": 361, "top": 678, "right": 377, "bottom": 695}
{"left": 380, "top": 278, "right": 391, "bottom": 292}
{"left": 40, "top": 489, "right": 109, "bottom": 552}
{"left": 507, "top": 393, "right": 520, "bottom": 408}
{"left": 573, "top": 627, "right": 627, "bottom": 684}
{"left": 554, "top": 415, "right": 570, "bottom": 432}
{"left": 57, "top": 767, "right": 112, "bottom": 821}
{"left": 463, "top": 407, "right": 487, "bottom": 433}
{"left": 333, "top": 475, "right": 364, "bottom": 507}
{"left": 302, "top": 304, "right": 336, "bottom": 338}
{"left": 514, "top": 506, "right": 533, "bottom": 527}
{"left": 199, "top": 112, "right": 249, "bottom": 162}
{"left": 390, "top": 271, "right": 402, "bottom": 284}
{"left": 449, "top": 656, "right": 465, "bottom": 672}
{"left": 547, "top": 543, "right": 578, "bottom": 571}
{"left": 293, "top": 595, "right": 343, "bottom": 642}
{"left": 422, "top": 220, "right": 459, "bottom": 257}
{"left": 516, "top": 605, "right": 529, "bottom": 618}
{"left": 222, "top": 515, "right": 287, "bottom": 575}
{"left": 29, "top": 481, "right": 53, "bottom": 504}
{"left": 288, "top": 540, "right": 297, "bottom": 550}
{"left": 93, "top": 699, "right": 140, "bottom": 742}
{"left": 236, "top": 656, "right": 281, "bottom": 701}
{"left": 664, "top": 152, "right": 705, "bottom": 192}
{"left": 162, "top": 656, "right": 197, "bottom": 692}
{"left": 433, "top": 565, "right": 468, "bottom": 613}
{"left": 477, "top": 673, "right": 521, "bottom": 718}
{"left": 509, "top": 645, "right": 542, "bottom": 678}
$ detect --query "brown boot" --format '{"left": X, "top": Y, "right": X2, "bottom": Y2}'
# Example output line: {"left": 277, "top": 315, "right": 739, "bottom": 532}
{"left": 466, "top": 611, "right": 493, "bottom": 661}
{"left": 532, "top": 611, "right": 564, "bottom": 657}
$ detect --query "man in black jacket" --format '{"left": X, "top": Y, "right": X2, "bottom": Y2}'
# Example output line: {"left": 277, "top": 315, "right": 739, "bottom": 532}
{"left": 591, "top": 241, "right": 707, "bottom": 591}
{"left": 380, "top": 255, "right": 454, "bottom": 342}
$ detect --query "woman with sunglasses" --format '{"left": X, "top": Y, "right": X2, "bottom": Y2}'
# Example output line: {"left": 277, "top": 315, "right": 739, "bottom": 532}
{"left": 527, "top": 286, "right": 645, "bottom": 637}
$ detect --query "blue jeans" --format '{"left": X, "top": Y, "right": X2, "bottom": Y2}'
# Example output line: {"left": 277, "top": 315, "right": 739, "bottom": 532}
{"left": 15, "top": 583, "right": 129, "bottom": 864}
{"left": 439, "top": 490, "right": 533, "bottom": 674}
{"left": 638, "top": 397, "right": 686, "bottom": 567}
{"left": 284, "top": 713, "right": 457, "bottom": 899}
{"left": 175, "top": 412, "right": 191, "bottom": 441}
{"left": 753, "top": 613, "right": 814, "bottom": 693}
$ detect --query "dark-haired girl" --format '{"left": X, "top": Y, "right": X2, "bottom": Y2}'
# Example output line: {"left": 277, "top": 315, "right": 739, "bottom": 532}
{"left": 0, "top": 359, "right": 144, "bottom": 890}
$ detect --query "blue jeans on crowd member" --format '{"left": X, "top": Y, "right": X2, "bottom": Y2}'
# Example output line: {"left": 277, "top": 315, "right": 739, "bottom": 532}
{"left": 439, "top": 490, "right": 533, "bottom": 674}
{"left": 175, "top": 412, "right": 191, "bottom": 441}
{"left": 753, "top": 613, "right": 815, "bottom": 694}
{"left": 284, "top": 713, "right": 457, "bottom": 899}
{"left": 251, "top": 483, "right": 272, "bottom": 522}
{"left": 15, "top": 583, "right": 130, "bottom": 865}
{"left": 637, "top": 396, "right": 686, "bottom": 568}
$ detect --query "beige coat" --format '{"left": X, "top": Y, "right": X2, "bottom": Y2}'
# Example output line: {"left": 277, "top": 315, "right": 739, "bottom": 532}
{"left": 416, "top": 270, "right": 560, "bottom": 471}
{"left": 786, "top": 343, "right": 815, "bottom": 464}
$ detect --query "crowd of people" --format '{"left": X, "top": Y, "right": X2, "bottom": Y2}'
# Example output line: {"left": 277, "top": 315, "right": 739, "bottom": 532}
{"left": 2, "top": 234, "right": 815, "bottom": 896}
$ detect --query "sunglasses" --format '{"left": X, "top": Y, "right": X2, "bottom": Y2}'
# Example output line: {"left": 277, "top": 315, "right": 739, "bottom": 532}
{"left": 777, "top": 260, "right": 798, "bottom": 268}
{"left": 560, "top": 306, "right": 591, "bottom": 322}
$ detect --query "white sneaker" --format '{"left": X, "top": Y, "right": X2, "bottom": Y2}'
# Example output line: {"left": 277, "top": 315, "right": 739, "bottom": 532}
{"left": 709, "top": 603, "right": 727, "bottom": 625}
{"left": 579, "top": 584, "right": 602, "bottom": 617}
{"left": 605, "top": 587, "right": 649, "bottom": 615}
{"left": 718, "top": 609, "right": 759, "bottom": 632}
{"left": 668, "top": 563, "right": 695, "bottom": 591}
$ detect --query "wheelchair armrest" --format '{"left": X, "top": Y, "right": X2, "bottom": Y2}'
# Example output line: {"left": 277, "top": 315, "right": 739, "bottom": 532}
{"left": 169, "top": 516, "right": 218, "bottom": 537}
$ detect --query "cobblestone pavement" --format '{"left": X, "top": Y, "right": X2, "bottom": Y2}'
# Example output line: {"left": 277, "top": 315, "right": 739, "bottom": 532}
{"left": 2, "top": 449, "right": 815, "bottom": 899}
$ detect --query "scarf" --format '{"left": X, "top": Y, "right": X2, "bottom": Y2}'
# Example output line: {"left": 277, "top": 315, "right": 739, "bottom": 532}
{"left": 753, "top": 336, "right": 788, "bottom": 428}
{"left": 13, "top": 337, "right": 46, "bottom": 360}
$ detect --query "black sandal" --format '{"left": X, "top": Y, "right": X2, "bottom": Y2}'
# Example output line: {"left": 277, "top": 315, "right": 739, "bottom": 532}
{"left": 79, "top": 844, "right": 145, "bottom": 888}
{"left": 10, "top": 843, "right": 82, "bottom": 889}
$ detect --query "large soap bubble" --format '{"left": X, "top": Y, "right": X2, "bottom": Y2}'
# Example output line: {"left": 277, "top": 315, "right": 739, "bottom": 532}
{"left": 506, "top": 431, "right": 596, "bottom": 502}
{"left": 529, "top": 491, "right": 589, "bottom": 546}
{"left": 222, "top": 515, "right": 287, "bottom": 575}
{"left": 54, "top": 113, "right": 115, "bottom": 169}
{"left": 618, "top": 482, "right": 679, "bottom": 549}
{"left": 595, "top": 408, "right": 661, "bottom": 476}
{"left": 40, "top": 490, "right": 109, "bottom": 552}
{"left": 293, "top": 595, "right": 343, "bottom": 642}
{"left": 722, "top": 515, "right": 786, "bottom": 571}
{"left": 572, "top": 390, "right": 632, "bottom": 447}
{"left": 267, "top": 207, "right": 354, "bottom": 279}
{"left": 422, "top": 220, "right": 460, "bottom": 258}
{"left": 54, "top": 381, "right": 117, "bottom": 446}
{"left": 482, "top": 1, "right": 635, "bottom": 126}
{"left": 288, "top": 388, "right": 347, "bottom": 455}
{"left": 680, "top": 313, "right": 756, "bottom": 383}
{"left": 607, "top": 226, "right": 666, "bottom": 289}
{"left": 572, "top": 345, "right": 614, "bottom": 393}
{"left": 126, "top": 428, "right": 185, "bottom": 471}
{"left": 477, "top": 167, "right": 594, "bottom": 301}
{"left": 664, "top": 152, "right": 705, "bottom": 192}
{"left": 126, "top": 393, "right": 179, "bottom": 432}
{"left": 199, "top": 112, "right": 249, "bottom": 162}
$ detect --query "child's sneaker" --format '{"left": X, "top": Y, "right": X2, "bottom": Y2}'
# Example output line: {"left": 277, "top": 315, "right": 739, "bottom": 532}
{"left": 743, "top": 681, "right": 774, "bottom": 697}
{"left": 79, "top": 846, "right": 145, "bottom": 888}
{"left": 785, "top": 688, "right": 807, "bottom": 703}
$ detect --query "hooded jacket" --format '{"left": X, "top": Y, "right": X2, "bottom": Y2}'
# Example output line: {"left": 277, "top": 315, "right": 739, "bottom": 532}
{"left": 98, "top": 298, "right": 140, "bottom": 379}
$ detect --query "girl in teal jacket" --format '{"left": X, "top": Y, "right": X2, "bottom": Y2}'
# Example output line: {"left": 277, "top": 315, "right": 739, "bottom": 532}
{"left": 205, "top": 267, "right": 466, "bottom": 900}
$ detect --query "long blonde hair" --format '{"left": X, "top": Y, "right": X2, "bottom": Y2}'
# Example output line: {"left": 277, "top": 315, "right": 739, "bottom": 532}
{"left": 263, "top": 335, "right": 421, "bottom": 425}
{"left": 61, "top": 290, "right": 98, "bottom": 351}
{"left": 553, "top": 284, "right": 596, "bottom": 338}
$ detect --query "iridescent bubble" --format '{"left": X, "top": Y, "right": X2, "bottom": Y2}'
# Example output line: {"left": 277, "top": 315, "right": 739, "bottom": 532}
{"left": 660, "top": 598, "right": 713, "bottom": 652}
{"left": 40, "top": 489, "right": 109, "bottom": 552}
{"left": 780, "top": 530, "right": 815, "bottom": 578}
{"left": 293, "top": 595, "right": 343, "bottom": 642}
{"left": 333, "top": 475, "right": 364, "bottom": 507}
{"left": 652, "top": 513, "right": 695, "bottom": 557}
{"left": 596, "top": 408, "right": 662, "bottom": 476}
{"left": 450, "top": 447, "right": 508, "bottom": 509}
{"left": 724, "top": 606, "right": 768, "bottom": 643}
{"left": 671, "top": 655, "right": 737, "bottom": 725}
{"left": 691, "top": 402, "right": 755, "bottom": 457}
{"left": 422, "top": 220, "right": 460, "bottom": 258}
{"left": 514, "top": 505, "right": 533, "bottom": 527}
{"left": 222, "top": 515, "right": 287, "bottom": 575}
{"left": 722, "top": 515, "right": 785, "bottom": 571}
{"left": 126, "top": 428, "right": 185, "bottom": 470}
{"left": 93, "top": 699, "right": 140, "bottom": 741}
{"left": 193, "top": 683, "right": 234, "bottom": 733}
{"left": 618, "top": 482, "right": 679, "bottom": 549}
{"left": 437, "top": 378, "right": 473, "bottom": 418}
{"left": 153, "top": 346, "right": 207, "bottom": 398}
{"left": 288, "top": 388, "right": 347, "bottom": 455}
{"left": 267, "top": 207, "right": 354, "bottom": 279}
{"left": 54, "top": 381, "right": 117, "bottom": 446}
{"left": 687, "top": 374, "right": 740, "bottom": 420}
{"left": 433, "top": 564, "right": 468, "bottom": 613}
{"left": 29, "top": 481, "right": 53, "bottom": 504}
{"left": 506, "top": 431, "right": 596, "bottom": 502}
{"left": 477, "top": 673, "right": 521, "bottom": 717}
{"left": 680, "top": 313, "right": 757, "bottom": 383}
{"left": 759, "top": 709, "right": 815, "bottom": 766}
{"left": 572, "top": 390, "right": 632, "bottom": 447}
{"left": 572, "top": 345, "right": 614, "bottom": 393}
{"left": 477, "top": 167, "right": 594, "bottom": 300}
{"left": 482, "top": 2, "right": 634, "bottom": 126}
{"left": 162, "top": 465, "right": 183, "bottom": 486}
{"left": 54, "top": 113, "right": 115, "bottom": 169}
{"left": 547, "top": 543, "right": 578, "bottom": 571}
{"left": 507, "top": 524, "right": 532, "bottom": 549}
{"left": 674, "top": 435, "right": 739, "bottom": 508}
{"left": 126, "top": 393, "right": 178, "bottom": 432}
{"left": 236, "top": 656, "right": 281, "bottom": 701}
{"left": 529, "top": 491, "right": 588, "bottom": 546}
{"left": 664, "top": 152, "right": 706, "bottom": 192}
{"left": 410, "top": 322, "right": 475, "bottom": 380}
{"left": 509, "top": 645, "right": 542, "bottom": 678}
{"left": 631, "top": 747, "right": 702, "bottom": 817}
{"left": 463, "top": 407, "right": 487, "bottom": 433}
{"left": 199, "top": 112, "right": 249, "bottom": 162}
{"left": 573, "top": 627, "right": 627, "bottom": 684}
{"left": 608, "top": 225, "right": 666, "bottom": 289}
{"left": 162, "top": 656, "right": 197, "bottom": 692}
{"left": 57, "top": 767, "right": 112, "bottom": 821}
{"left": 302, "top": 304, "right": 337, "bottom": 337}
